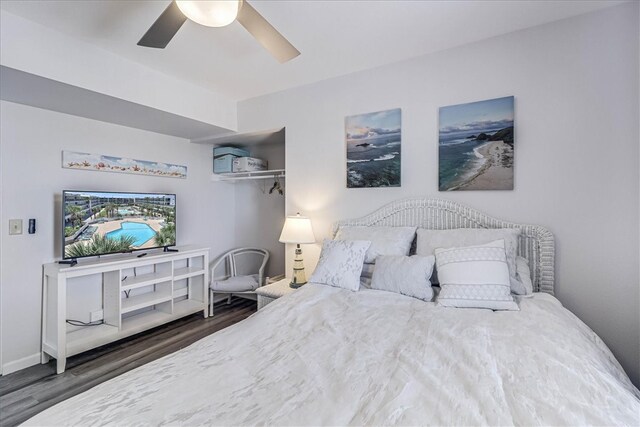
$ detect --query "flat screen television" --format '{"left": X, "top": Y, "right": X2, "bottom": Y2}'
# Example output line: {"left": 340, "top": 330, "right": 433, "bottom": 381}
{"left": 63, "top": 190, "right": 176, "bottom": 260}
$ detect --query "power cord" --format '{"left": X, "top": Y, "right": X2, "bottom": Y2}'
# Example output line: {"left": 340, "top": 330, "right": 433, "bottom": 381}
{"left": 66, "top": 319, "right": 104, "bottom": 327}
{"left": 121, "top": 267, "right": 138, "bottom": 298}
{"left": 68, "top": 269, "right": 141, "bottom": 327}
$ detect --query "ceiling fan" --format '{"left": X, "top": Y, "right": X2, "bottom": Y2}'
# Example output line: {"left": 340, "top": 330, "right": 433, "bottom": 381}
{"left": 138, "top": 0, "right": 300, "bottom": 63}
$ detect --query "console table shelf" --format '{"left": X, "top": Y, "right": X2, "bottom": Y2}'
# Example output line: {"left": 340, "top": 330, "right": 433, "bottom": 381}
{"left": 42, "top": 245, "right": 209, "bottom": 374}
{"left": 121, "top": 309, "right": 175, "bottom": 334}
{"left": 121, "top": 271, "right": 172, "bottom": 291}
{"left": 121, "top": 291, "right": 172, "bottom": 314}
{"left": 174, "top": 266, "right": 206, "bottom": 280}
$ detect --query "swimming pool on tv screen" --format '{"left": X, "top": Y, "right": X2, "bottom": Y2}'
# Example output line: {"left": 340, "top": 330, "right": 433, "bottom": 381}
{"left": 105, "top": 222, "right": 156, "bottom": 247}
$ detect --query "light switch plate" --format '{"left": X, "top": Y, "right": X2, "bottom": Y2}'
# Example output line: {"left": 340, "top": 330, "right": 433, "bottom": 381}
{"left": 9, "top": 219, "right": 22, "bottom": 235}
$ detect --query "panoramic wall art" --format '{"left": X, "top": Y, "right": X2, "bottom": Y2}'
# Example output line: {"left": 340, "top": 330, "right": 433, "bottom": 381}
{"left": 345, "top": 108, "right": 401, "bottom": 188}
{"left": 62, "top": 151, "right": 187, "bottom": 179}
{"left": 439, "top": 96, "right": 514, "bottom": 191}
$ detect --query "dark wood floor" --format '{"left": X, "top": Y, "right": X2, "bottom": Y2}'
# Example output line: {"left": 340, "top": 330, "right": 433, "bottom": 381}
{"left": 0, "top": 298, "right": 256, "bottom": 427}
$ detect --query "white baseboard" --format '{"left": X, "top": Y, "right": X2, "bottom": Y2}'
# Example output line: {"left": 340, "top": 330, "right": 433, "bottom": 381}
{"left": 2, "top": 353, "right": 40, "bottom": 375}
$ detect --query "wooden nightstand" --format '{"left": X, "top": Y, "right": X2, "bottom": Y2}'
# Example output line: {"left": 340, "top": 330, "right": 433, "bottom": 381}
{"left": 255, "top": 278, "right": 298, "bottom": 310}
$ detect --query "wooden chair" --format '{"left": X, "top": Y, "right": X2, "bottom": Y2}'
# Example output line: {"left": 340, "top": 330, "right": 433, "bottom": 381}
{"left": 209, "top": 248, "right": 269, "bottom": 315}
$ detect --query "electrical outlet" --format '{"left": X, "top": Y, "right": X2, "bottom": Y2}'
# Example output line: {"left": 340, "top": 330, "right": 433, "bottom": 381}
{"left": 9, "top": 219, "right": 22, "bottom": 235}
{"left": 90, "top": 310, "right": 104, "bottom": 322}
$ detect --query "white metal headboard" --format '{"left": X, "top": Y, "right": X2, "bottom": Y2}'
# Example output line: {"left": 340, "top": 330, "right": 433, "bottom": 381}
{"left": 333, "top": 198, "right": 555, "bottom": 294}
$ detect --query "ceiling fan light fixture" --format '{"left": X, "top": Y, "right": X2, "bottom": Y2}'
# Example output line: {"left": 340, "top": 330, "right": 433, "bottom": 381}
{"left": 176, "top": 0, "right": 242, "bottom": 28}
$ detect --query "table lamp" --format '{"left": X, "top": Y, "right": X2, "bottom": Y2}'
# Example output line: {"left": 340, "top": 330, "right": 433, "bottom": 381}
{"left": 279, "top": 213, "right": 315, "bottom": 288}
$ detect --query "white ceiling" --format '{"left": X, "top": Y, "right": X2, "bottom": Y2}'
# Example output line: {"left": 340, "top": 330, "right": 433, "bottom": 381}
{"left": 0, "top": 0, "right": 625, "bottom": 101}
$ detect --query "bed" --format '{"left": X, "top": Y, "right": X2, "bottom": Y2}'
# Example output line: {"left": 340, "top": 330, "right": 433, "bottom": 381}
{"left": 26, "top": 198, "right": 640, "bottom": 426}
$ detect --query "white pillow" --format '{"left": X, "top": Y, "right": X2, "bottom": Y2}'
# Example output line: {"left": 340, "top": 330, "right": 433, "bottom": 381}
{"left": 416, "top": 228, "right": 524, "bottom": 294}
{"left": 516, "top": 256, "right": 533, "bottom": 295}
{"left": 435, "top": 239, "right": 519, "bottom": 311}
{"left": 335, "top": 226, "right": 417, "bottom": 264}
{"left": 371, "top": 255, "right": 435, "bottom": 301}
{"left": 309, "top": 239, "right": 371, "bottom": 291}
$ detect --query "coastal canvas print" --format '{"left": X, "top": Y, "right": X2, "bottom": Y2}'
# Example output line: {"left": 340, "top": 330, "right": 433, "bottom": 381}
{"left": 62, "top": 151, "right": 187, "bottom": 179}
{"left": 346, "top": 108, "right": 401, "bottom": 188}
{"left": 439, "top": 96, "right": 514, "bottom": 191}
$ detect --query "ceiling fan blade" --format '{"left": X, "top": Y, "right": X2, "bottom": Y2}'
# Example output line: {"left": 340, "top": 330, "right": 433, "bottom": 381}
{"left": 137, "top": 1, "right": 187, "bottom": 49}
{"left": 237, "top": 1, "right": 300, "bottom": 63}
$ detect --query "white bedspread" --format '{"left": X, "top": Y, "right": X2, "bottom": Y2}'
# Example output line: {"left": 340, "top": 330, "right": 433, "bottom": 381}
{"left": 26, "top": 284, "right": 640, "bottom": 426}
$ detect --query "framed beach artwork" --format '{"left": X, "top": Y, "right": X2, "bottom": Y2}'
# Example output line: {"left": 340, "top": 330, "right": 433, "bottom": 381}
{"left": 438, "top": 96, "right": 514, "bottom": 191}
{"left": 62, "top": 151, "right": 187, "bottom": 179}
{"left": 346, "top": 108, "right": 401, "bottom": 188}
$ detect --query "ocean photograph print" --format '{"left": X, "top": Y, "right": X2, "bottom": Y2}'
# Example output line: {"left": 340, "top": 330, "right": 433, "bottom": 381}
{"left": 439, "top": 96, "right": 514, "bottom": 191}
{"left": 345, "top": 108, "right": 401, "bottom": 188}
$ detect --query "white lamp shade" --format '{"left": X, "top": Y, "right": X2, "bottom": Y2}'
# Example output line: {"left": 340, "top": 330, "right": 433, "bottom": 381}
{"left": 279, "top": 214, "right": 315, "bottom": 244}
{"left": 176, "top": 1, "right": 241, "bottom": 28}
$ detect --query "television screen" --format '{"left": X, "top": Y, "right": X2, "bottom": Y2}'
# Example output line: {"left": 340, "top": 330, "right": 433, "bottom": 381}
{"left": 63, "top": 190, "right": 176, "bottom": 259}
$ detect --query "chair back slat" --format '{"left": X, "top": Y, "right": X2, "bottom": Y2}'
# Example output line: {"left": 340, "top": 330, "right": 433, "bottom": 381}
{"left": 229, "top": 254, "right": 237, "bottom": 277}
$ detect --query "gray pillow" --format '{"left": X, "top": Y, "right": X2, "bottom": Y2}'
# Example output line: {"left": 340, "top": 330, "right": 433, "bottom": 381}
{"left": 360, "top": 262, "right": 375, "bottom": 289}
{"left": 211, "top": 274, "right": 259, "bottom": 292}
{"left": 371, "top": 255, "right": 435, "bottom": 301}
{"left": 516, "top": 256, "right": 534, "bottom": 295}
{"left": 416, "top": 228, "right": 524, "bottom": 294}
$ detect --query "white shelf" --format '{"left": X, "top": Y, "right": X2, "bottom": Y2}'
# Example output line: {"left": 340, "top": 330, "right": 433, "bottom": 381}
{"left": 174, "top": 266, "right": 206, "bottom": 280}
{"left": 43, "top": 247, "right": 210, "bottom": 374}
{"left": 121, "top": 301, "right": 204, "bottom": 334}
{"left": 211, "top": 169, "right": 285, "bottom": 182}
{"left": 121, "top": 309, "right": 173, "bottom": 334}
{"left": 122, "top": 272, "right": 172, "bottom": 291}
{"left": 174, "top": 299, "right": 205, "bottom": 317}
{"left": 66, "top": 324, "right": 119, "bottom": 357}
{"left": 121, "top": 291, "right": 172, "bottom": 314}
{"left": 173, "top": 287, "right": 188, "bottom": 298}
{"left": 44, "top": 245, "right": 209, "bottom": 276}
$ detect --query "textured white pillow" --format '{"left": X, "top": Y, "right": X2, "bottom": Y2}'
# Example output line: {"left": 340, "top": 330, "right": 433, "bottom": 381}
{"left": 435, "top": 239, "right": 519, "bottom": 311}
{"left": 309, "top": 239, "right": 371, "bottom": 291}
{"left": 335, "top": 226, "right": 417, "bottom": 263}
{"left": 416, "top": 228, "right": 523, "bottom": 294}
{"left": 516, "top": 256, "right": 534, "bottom": 295}
{"left": 371, "top": 255, "right": 435, "bottom": 301}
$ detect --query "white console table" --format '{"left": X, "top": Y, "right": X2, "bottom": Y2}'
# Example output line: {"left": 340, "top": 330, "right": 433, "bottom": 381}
{"left": 42, "top": 245, "right": 209, "bottom": 374}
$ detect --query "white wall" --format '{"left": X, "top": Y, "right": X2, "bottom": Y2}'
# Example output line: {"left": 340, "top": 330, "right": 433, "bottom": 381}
{"left": 238, "top": 3, "right": 640, "bottom": 386}
{"left": 0, "top": 101, "right": 236, "bottom": 373}
{"left": 232, "top": 142, "right": 286, "bottom": 278}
